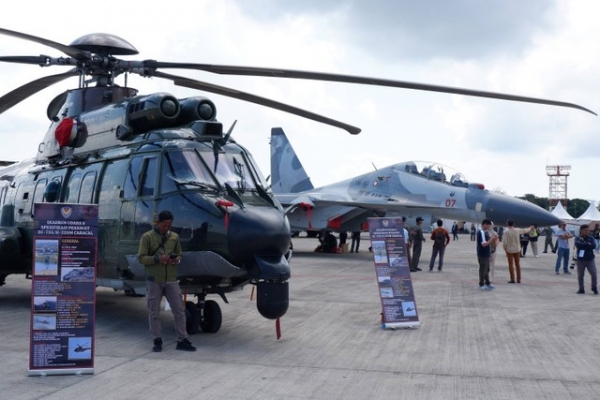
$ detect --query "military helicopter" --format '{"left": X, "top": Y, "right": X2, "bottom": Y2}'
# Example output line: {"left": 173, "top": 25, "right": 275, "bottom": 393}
{"left": 0, "top": 27, "right": 593, "bottom": 335}
{"left": 74, "top": 342, "right": 91, "bottom": 353}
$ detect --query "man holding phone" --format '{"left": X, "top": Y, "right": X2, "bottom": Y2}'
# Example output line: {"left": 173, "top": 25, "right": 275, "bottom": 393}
{"left": 138, "top": 210, "right": 196, "bottom": 352}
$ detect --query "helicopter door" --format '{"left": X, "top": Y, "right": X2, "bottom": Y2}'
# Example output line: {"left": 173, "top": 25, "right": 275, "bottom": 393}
{"left": 15, "top": 180, "right": 35, "bottom": 223}
{"left": 97, "top": 159, "right": 128, "bottom": 279}
{"left": 119, "top": 155, "right": 158, "bottom": 274}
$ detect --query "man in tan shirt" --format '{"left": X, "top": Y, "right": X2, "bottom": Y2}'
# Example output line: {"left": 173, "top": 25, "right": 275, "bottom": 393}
{"left": 502, "top": 219, "right": 534, "bottom": 283}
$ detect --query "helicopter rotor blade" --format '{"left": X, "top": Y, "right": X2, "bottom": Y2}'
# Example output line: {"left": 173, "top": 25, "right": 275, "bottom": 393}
{"left": 0, "top": 68, "right": 79, "bottom": 115}
{"left": 0, "top": 27, "right": 90, "bottom": 60}
{"left": 0, "top": 56, "right": 52, "bottom": 65}
{"left": 151, "top": 70, "right": 362, "bottom": 135}
{"left": 151, "top": 62, "right": 596, "bottom": 116}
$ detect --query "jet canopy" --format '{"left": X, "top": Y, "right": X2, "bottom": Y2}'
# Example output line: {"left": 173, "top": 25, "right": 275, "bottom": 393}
{"left": 398, "top": 161, "right": 470, "bottom": 188}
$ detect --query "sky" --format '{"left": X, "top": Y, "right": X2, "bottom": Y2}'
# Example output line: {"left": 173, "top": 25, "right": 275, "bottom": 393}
{"left": 0, "top": 0, "right": 598, "bottom": 201}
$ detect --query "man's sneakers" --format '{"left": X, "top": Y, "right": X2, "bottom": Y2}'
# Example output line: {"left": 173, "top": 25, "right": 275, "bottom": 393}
{"left": 153, "top": 338, "right": 163, "bottom": 352}
{"left": 479, "top": 285, "right": 495, "bottom": 291}
{"left": 593, "top": 287, "right": 599, "bottom": 295}
{"left": 176, "top": 338, "right": 197, "bottom": 352}
{"left": 577, "top": 289, "right": 585, "bottom": 294}
{"left": 153, "top": 337, "right": 196, "bottom": 352}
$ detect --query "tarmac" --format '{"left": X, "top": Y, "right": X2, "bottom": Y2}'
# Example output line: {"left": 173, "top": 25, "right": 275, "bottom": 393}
{"left": 2, "top": 233, "right": 600, "bottom": 400}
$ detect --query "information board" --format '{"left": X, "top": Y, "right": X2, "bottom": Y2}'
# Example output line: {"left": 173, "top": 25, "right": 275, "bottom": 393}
{"left": 29, "top": 203, "right": 98, "bottom": 376}
{"left": 368, "top": 217, "right": 420, "bottom": 329}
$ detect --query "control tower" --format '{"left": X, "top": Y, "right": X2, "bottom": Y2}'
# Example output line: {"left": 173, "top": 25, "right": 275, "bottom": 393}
{"left": 546, "top": 165, "right": 571, "bottom": 208}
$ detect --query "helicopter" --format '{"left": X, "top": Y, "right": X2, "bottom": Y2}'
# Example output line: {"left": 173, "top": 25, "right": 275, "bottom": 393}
{"left": 74, "top": 342, "right": 91, "bottom": 353}
{"left": 0, "top": 27, "right": 593, "bottom": 336}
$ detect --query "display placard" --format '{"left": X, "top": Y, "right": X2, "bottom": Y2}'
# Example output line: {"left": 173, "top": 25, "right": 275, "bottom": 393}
{"left": 29, "top": 203, "right": 98, "bottom": 376}
{"left": 368, "top": 217, "right": 420, "bottom": 329}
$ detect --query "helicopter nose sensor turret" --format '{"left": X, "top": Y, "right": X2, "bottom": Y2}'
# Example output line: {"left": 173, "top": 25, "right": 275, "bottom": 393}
{"left": 227, "top": 206, "right": 291, "bottom": 319}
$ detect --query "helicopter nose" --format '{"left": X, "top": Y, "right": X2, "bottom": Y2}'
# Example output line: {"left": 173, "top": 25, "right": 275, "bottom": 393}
{"left": 227, "top": 207, "right": 291, "bottom": 262}
{"left": 485, "top": 193, "right": 561, "bottom": 227}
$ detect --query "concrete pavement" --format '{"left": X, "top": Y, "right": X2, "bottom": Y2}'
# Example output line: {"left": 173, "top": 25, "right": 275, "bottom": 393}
{"left": 1, "top": 233, "right": 599, "bottom": 399}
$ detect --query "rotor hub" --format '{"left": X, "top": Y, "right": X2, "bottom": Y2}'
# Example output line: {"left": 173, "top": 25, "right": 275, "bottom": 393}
{"left": 69, "top": 33, "right": 138, "bottom": 56}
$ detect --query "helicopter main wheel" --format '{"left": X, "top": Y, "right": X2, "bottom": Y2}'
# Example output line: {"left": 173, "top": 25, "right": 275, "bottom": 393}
{"left": 185, "top": 301, "right": 200, "bottom": 334}
{"left": 199, "top": 299, "right": 222, "bottom": 333}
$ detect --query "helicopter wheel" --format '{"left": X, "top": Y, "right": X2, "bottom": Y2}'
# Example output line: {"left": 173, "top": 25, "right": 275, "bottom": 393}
{"left": 185, "top": 301, "right": 200, "bottom": 334}
{"left": 199, "top": 300, "right": 222, "bottom": 333}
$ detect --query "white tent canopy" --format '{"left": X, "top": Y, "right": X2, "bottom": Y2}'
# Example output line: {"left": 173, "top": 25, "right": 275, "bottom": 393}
{"left": 576, "top": 201, "right": 600, "bottom": 224}
{"left": 551, "top": 201, "right": 575, "bottom": 221}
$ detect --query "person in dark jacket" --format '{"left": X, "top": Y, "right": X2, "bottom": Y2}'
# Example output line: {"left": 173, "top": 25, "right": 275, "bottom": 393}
{"left": 574, "top": 224, "right": 597, "bottom": 294}
{"left": 476, "top": 219, "right": 496, "bottom": 291}
{"left": 410, "top": 217, "right": 425, "bottom": 271}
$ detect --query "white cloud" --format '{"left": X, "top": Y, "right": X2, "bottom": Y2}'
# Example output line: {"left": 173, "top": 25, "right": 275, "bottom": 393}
{"left": 0, "top": 0, "right": 598, "bottom": 202}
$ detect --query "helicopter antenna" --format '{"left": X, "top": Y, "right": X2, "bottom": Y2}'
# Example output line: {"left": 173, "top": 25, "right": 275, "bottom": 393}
{"left": 372, "top": 162, "right": 378, "bottom": 171}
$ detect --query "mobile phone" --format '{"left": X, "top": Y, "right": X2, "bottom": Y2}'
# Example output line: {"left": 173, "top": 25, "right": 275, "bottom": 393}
{"left": 169, "top": 254, "right": 178, "bottom": 259}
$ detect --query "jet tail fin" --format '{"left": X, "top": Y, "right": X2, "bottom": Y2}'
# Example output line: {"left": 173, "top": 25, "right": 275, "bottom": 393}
{"left": 270, "top": 127, "right": 314, "bottom": 193}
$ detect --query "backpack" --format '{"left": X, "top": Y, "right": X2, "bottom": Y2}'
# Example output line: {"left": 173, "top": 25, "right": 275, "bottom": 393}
{"left": 433, "top": 229, "right": 446, "bottom": 248}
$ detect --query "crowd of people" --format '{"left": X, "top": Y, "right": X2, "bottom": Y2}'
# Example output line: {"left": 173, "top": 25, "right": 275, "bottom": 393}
{"left": 315, "top": 218, "right": 598, "bottom": 296}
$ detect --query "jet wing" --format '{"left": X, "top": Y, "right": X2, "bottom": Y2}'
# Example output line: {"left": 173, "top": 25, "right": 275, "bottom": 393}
{"left": 276, "top": 192, "right": 441, "bottom": 213}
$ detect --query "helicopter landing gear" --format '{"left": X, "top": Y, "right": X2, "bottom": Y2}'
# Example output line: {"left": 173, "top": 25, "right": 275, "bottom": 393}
{"left": 184, "top": 298, "right": 222, "bottom": 334}
{"left": 185, "top": 301, "right": 200, "bottom": 334}
{"left": 199, "top": 300, "right": 222, "bottom": 333}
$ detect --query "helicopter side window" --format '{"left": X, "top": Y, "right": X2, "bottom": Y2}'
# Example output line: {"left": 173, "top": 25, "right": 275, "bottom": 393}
{"left": 44, "top": 178, "right": 62, "bottom": 203}
{"left": 33, "top": 179, "right": 47, "bottom": 205}
{"left": 65, "top": 173, "right": 82, "bottom": 203}
{"left": 79, "top": 172, "right": 97, "bottom": 204}
{"left": 97, "top": 159, "right": 128, "bottom": 222}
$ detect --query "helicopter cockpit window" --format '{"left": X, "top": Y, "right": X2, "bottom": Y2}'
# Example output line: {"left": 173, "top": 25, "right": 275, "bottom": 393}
{"left": 201, "top": 151, "right": 257, "bottom": 192}
{"left": 161, "top": 150, "right": 217, "bottom": 194}
{"left": 246, "top": 152, "right": 268, "bottom": 188}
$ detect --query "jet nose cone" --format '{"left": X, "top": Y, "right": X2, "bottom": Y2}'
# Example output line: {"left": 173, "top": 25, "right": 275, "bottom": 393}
{"left": 486, "top": 194, "right": 561, "bottom": 227}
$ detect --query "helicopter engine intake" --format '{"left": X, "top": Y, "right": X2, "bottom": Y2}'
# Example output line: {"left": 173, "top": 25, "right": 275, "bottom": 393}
{"left": 179, "top": 97, "right": 217, "bottom": 122}
{"left": 127, "top": 93, "right": 180, "bottom": 132}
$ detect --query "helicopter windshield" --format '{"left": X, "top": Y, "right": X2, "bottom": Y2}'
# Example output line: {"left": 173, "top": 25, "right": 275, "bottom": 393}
{"left": 201, "top": 151, "right": 257, "bottom": 192}
{"left": 162, "top": 150, "right": 218, "bottom": 193}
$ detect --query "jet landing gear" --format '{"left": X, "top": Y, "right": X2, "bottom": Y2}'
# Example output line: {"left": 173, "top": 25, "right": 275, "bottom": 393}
{"left": 185, "top": 296, "right": 223, "bottom": 334}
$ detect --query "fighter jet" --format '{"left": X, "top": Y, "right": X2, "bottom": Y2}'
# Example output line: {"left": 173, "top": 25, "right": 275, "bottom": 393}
{"left": 269, "top": 128, "right": 560, "bottom": 232}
